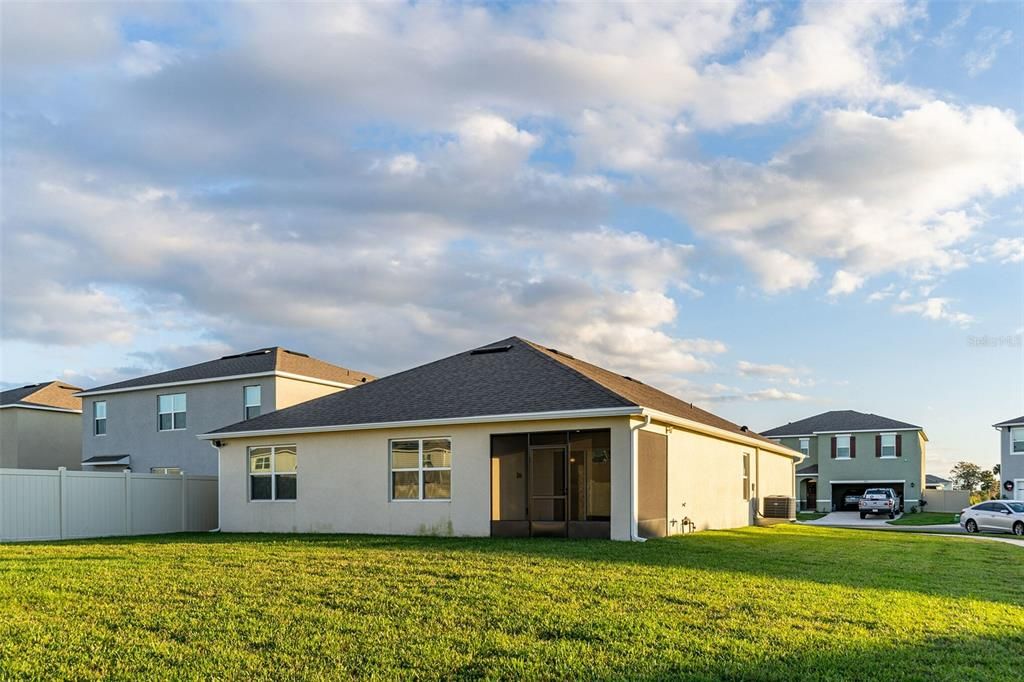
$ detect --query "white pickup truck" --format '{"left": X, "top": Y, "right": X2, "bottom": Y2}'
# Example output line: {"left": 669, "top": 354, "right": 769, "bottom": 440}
{"left": 858, "top": 488, "right": 902, "bottom": 519}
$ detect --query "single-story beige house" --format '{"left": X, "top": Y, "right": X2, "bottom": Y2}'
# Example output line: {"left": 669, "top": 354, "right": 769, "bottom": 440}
{"left": 1, "top": 381, "right": 83, "bottom": 470}
{"left": 200, "top": 337, "right": 803, "bottom": 541}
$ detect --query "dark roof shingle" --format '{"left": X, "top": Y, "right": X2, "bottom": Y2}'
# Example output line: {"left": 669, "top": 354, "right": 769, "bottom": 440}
{"left": 81, "top": 348, "right": 373, "bottom": 394}
{"left": 207, "top": 337, "right": 786, "bottom": 451}
{"left": 993, "top": 415, "right": 1024, "bottom": 427}
{"left": 761, "top": 410, "right": 922, "bottom": 437}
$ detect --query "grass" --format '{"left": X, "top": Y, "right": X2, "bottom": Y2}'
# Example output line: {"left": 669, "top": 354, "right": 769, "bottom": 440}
{"left": 888, "top": 512, "right": 960, "bottom": 526}
{"left": 1, "top": 526, "right": 1022, "bottom": 680}
{"left": 796, "top": 511, "right": 827, "bottom": 521}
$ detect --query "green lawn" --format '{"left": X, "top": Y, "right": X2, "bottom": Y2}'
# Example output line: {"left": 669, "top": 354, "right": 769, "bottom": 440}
{"left": 796, "top": 511, "right": 827, "bottom": 521}
{"left": 1, "top": 526, "right": 1022, "bottom": 680}
{"left": 888, "top": 512, "right": 960, "bottom": 526}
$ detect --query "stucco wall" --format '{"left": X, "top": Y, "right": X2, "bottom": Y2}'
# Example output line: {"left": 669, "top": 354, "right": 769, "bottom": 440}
{"left": 81, "top": 377, "right": 279, "bottom": 475}
{"left": 814, "top": 431, "right": 925, "bottom": 512}
{"left": 0, "top": 408, "right": 82, "bottom": 470}
{"left": 273, "top": 377, "right": 345, "bottom": 410}
{"left": 1000, "top": 428, "right": 1024, "bottom": 497}
{"left": 217, "top": 416, "right": 633, "bottom": 539}
{"left": 645, "top": 419, "right": 796, "bottom": 534}
{"left": 0, "top": 411, "right": 16, "bottom": 468}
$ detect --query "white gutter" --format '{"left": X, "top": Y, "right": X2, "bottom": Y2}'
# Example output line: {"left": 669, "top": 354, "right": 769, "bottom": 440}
{"left": 640, "top": 408, "right": 804, "bottom": 461}
{"left": 629, "top": 414, "right": 651, "bottom": 542}
{"left": 75, "top": 371, "right": 359, "bottom": 397}
{"left": 197, "top": 406, "right": 642, "bottom": 440}
{"left": 0, "top": 404, "right": 82, "bottom": 414}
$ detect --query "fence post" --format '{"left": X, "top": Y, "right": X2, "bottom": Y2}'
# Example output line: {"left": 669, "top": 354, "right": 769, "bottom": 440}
{"left": 124, "top": 469, "right": 133, "bottom": 535}
{"left": 58, "top": 467, "right": 67, "bottom": 540}
{"left": 181, "top": 472, "right": 188, "bottom": 532}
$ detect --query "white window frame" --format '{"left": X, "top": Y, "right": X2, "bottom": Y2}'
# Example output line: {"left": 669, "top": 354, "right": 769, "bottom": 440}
{"left": 244, "top": 385, "right": 262, "bottom": 420}
{"left": 389, "top": 437, "right": 452, "bottom": 502}
{"left": 247, "top": 444, "right": 297, "bottom": 502}
{"left": 151, "top": 467, "right": 182, "bottom": 475}
{"left": 1012, "top": 427, "right": 1024, "bottom": 454}
{"left": 94, "top": 400, "right": 107, "bottom": 436}
{"left": 835, "top": 434, "right": 851, "bottom": 459}
{"left": 157, "top": 393, "right": 187, "bottom": 431}
{"left": 799, "top": 437, "right": 809, "bottom": 457}
{"left": 880, "top": 432, "right": 897, "bottom": 458}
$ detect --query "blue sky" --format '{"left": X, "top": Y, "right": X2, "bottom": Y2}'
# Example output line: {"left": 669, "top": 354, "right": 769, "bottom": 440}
{"left": 1, "top": 1, "right": 1021, "bottom": 475}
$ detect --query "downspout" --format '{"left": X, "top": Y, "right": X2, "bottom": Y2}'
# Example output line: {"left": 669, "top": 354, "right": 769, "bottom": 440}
{"left": 209, "top": 440, "right": 222, "bottom": 532}
{"left": 630, "top": 414, "right": 651, "bottom": 542}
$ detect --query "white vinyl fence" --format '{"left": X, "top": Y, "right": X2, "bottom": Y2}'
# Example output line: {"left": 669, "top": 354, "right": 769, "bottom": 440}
{"left": 0, "top": 468, "right": 217, "bottom": 542}
{"left": 921, "top": 488, "right": 970, "bottom": 513}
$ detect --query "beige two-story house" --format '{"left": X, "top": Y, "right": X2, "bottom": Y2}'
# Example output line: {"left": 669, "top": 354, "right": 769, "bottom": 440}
{"left": 1, "top": 381, "right": 83, "bottom": 470}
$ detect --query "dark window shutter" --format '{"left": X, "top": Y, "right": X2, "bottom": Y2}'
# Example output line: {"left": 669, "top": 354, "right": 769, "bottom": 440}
{"left": 875, "top": 435, "right": 882, "bottom": 457}
{"left": 850, "top": 436, "right": 856, "bottom": 458}
{"left": 896, "top": 434, "right": 902, "bottom": 457}
{"left": 831, "top": 437, "right": 837, "bottom": 459}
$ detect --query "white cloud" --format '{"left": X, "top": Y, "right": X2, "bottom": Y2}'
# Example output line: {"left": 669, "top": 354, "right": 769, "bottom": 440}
{"left": 828, "top": 270, "right": 866, "bottom": 296}
{"left": 964, "top": 27, "right": 1013, "bottom": 76}
{"left": 737, "top": 360, "right": 796, "bottom": 378}
{"left": 892, "top": 297, "right": 974, "bottom": 326}
{"left": 990, "top": 237, "right": 1024, "bottom": 264}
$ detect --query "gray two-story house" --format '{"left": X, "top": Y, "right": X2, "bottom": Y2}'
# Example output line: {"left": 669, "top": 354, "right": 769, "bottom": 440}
{"left": 77, "top": 348, "right": 374, "bottom": 475}
{"left": 762, "top": 410, "right": 926, "bottom": 512}
{"left": 994, "top": 415, "right": 1024, "bottom": 501}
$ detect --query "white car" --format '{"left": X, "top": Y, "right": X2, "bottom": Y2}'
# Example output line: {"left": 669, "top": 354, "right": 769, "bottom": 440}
{"left": 959, "top": 500, "right": 1024, "bottom": 536}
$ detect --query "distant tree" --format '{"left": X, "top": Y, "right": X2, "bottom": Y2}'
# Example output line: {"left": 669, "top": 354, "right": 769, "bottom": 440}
{"left": 979, "top": 470, "right": 999, "bottom": 500}
{"left": 950, "top": 461, "right": 985, "bottom": 492}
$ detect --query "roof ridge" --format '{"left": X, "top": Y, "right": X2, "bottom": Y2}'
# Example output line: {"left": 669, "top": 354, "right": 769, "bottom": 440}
{"left": 516, "top": 338, "right": 638, "bottom": 409}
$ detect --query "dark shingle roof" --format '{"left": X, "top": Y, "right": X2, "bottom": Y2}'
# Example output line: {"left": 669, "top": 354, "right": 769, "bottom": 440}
{"left": 993, "top": 415, "right": 1024, "bottom": 427}
{"left": 1, "top": 381, "right": 82, "bottom": 410}
{"left": 797, "top": 464, "right": 818, "bottom": 475}
{"left": 206, "top": 336, "right": 784, "bottom": 449}
{"left": 925, "top": 474, "right": 950, "bottom": 484}
{"left": 762, "top": 410, "right": 921, "bottom": 437}
{"left": 81, "top": 348, "right": 374, "bottom": 394}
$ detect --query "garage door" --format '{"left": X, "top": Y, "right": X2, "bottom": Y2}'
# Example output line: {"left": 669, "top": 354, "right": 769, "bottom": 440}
{"left": 831, "top": 483, "right": 905, "bottom": 511}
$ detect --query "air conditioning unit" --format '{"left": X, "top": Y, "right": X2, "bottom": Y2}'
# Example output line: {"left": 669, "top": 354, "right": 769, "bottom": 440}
{"left": 763, "top": 495, "right": 796, "bottom": 519}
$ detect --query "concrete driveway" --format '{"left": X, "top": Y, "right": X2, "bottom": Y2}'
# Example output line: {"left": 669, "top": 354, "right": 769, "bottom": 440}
{"left": 803, "top": 511, "right": 906, "bottom": 527}
{"left": 801, "top": 510, "right": 964, "bottom": 533}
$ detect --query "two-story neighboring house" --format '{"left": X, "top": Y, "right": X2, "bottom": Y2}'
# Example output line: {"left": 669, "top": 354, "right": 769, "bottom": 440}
{"left": 1, "top": 381, "right": 83, "bottom": 469}
{"left": 77, "top": 348, "right": 374, "bottom": 475}
{"left": 762, "top": 410, "right": 926, "bottom": 512}
{"left": 993, "top": 415, "right": 1024, "bottom": 501}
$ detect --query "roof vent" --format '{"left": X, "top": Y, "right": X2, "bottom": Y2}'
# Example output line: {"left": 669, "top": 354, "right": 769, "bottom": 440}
{"left": 470, "top": 345, "right": 513, "bottom": 355}
{"left": 740, "top": 425, "right": 748, "bottom": 432}
{"left": 546, "top": 348, "right": 576, "bottom": 359}
{"left": 283, "top": 349, "right": 310, "bottom": 358}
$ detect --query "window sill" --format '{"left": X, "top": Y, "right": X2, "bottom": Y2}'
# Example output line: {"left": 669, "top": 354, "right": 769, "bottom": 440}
{"left": 158, "top": 428, "right": 187, "bottom": 433}
{"left": 880, "top": 455, "right": 897, "bottom": 459}
{"left": 389, "top": 499, "right": 452, "bottom": 503}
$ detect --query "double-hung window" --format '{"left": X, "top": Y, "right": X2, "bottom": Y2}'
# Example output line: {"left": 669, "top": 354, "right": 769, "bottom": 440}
{"left": 836, "top": 435, "right": 851, "bottom": 459}
{"left": 799, "top": 438, "right": 809, "bottom": 457}
{"left": 158, "top": 393, "right": 186, "bottom": 431}
{"left": 244, "top": 385, "right": 261, "bottom": 419}
{"left": 1013, "top": 427, "right": 1024, "bottom": 454}
{"left": 880, "top": 433, "right": 896, "bottom": 458}
{"left": 94, "top": 401, "right": 107, "bottom": 436}
{"left": 390, "top": 438, "right": 452, "bottom": 500}
{"left": 248, "top": 445, "right": 297, "bottom": 501}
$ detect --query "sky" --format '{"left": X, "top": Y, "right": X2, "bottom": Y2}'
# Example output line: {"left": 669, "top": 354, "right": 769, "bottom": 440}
{"left": 1, "top": 1, "right": 1022, "bottom": 476}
